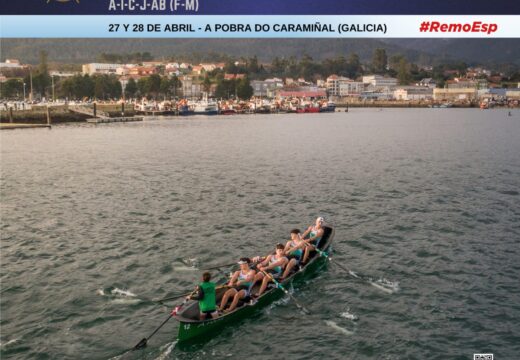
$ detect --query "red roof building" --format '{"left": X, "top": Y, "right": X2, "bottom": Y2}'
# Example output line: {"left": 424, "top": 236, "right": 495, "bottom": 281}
{"left": 224, "top": 73, "right": 246, "bottom": 80}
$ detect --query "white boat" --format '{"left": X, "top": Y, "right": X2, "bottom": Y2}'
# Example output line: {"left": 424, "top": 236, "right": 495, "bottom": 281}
{"left": 192, "top": 101, "right": 218, "bottom": 115}
{"left": 191, "top": 94, "right": 218, "bottom": 115}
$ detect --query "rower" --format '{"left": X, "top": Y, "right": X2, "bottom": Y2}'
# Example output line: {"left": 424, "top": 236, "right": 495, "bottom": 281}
{"left": 281, "top": 229, "right": 306, "bottom": 280}
{"left": 301, "top": 217, "right": 325, "bottom": 263}
{"left": 254, "top": 244, "right": 289, "bottom": 297}
{"left": 187, "top": 272, "right": 218, "bottom": 320}
{"left": 219, "top": 258, "right": 256, "bottom": 313}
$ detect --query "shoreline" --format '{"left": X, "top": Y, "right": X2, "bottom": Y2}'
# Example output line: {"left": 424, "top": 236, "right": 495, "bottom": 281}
{"left": 1, "top": 104, "right": 516, "bottom": 127}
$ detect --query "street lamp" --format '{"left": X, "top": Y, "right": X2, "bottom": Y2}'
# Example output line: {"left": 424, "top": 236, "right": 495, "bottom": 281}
{"left": 23, "top": 82, "right": 26, "bottom": 102}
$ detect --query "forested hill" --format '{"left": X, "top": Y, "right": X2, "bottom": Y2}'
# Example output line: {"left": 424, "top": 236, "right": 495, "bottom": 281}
{"left": 1, "top": 38, "right": 519, "bottom": 66}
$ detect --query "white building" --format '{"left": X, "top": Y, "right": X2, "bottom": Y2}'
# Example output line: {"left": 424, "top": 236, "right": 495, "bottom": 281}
{"left": 326, "top": 75, "right": 346, "bottom": 96}
{"left": 0, "top": 59, "right": 24, "bottom": 69}
{"left": 433, "top": 88, "right": 478, "bottom": 101}
{"left": 82, "top": 63, "right": 121, "bottom": 75}
{"left": 362, "top": 75, "right": 398, "bottom": 88}
{"left": 327, "top": 75, "right": 364, "bottom": 97}
{"left": 339, "top": 81, "right": 364, "bottom": 96}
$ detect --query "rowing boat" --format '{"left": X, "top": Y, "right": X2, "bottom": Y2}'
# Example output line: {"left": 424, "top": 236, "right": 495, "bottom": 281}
{"left": 171, "top": 225, "right": 335, "bottom": 342}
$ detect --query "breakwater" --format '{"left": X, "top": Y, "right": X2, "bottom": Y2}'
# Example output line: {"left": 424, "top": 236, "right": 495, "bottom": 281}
{"left": 0, "top": 104, "right": 137, "bottom": 124}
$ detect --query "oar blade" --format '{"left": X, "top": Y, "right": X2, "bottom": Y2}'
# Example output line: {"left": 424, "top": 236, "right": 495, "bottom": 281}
{"left": 133, "top": 338, "right": 147, "bottom": 350}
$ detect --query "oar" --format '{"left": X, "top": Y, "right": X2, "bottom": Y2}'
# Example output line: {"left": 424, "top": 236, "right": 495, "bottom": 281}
{"left": 202, "top": 262, "right": 238, "bottom": 271}
{"left": 312, "top": 247, "right": 381, "bottom": 285}
{"left": 132, "top": 313, "right": 173, "bottom": 350}
{"left": 157, "top": 284, "right": 230, "bottom": 304}
{"left": 132, "top": 292, "right": 194, "bottom": 351}
{"left": 155, "top": 290, "right": 195, "bottom": 304}
{"left": 313, "top": 248, "right": 359, "bottom": 277}
{"left": 259, "top": 269, "right": 311, "bottom": 314}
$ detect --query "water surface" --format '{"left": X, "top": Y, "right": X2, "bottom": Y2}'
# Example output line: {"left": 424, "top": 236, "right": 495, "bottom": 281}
{"left": 1, "top": 109, "right": 520, "bottom": 359}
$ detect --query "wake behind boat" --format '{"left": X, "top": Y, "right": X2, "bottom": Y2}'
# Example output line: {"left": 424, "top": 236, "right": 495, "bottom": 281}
{"left": 171, "top": 225, "right": 335, "bottom": 342}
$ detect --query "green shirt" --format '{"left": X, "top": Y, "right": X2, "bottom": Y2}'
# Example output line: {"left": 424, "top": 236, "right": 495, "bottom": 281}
{"left": 198, "top": 281, "right": 216, "bottom": 312}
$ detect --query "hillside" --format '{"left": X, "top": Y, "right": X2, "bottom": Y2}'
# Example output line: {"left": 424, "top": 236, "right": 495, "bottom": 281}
{"left": 1, "top": 39, "right": 519, "bottom": 66}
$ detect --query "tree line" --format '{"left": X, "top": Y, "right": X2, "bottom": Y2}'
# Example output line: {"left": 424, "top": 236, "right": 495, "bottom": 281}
{"left": 3, "top": 48, "right": 520, "bottom": 100}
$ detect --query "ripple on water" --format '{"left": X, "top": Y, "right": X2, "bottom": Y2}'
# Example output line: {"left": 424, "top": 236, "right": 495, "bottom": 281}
{"left": 1, "top": 111, "right": 520, "bottom": 359}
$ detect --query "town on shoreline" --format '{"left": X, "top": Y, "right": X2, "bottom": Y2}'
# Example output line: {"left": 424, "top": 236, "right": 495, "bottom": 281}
{"left": 1, "top": 48, "right": 519, "bottom": 124}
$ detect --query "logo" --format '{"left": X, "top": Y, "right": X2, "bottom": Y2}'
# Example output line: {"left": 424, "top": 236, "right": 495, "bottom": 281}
{"left": 474, "top": 354, "right": 493, "bottom": 360}
{"left": 46, "top": 0, "right": 80, "bottom": 4}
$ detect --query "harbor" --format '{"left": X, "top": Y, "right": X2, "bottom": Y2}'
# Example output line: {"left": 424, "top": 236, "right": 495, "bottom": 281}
{"left": 1, "top": 109, "right": 519, "bottom": 359}
{"left": 1, "top": 97, "right": 515, "bottom": 129}
{"left": 2, "top": 53, "right": 519, "bottom": 129}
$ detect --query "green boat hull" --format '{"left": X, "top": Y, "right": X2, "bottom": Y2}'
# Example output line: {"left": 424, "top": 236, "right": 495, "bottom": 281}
{"left": 174, "top": 227, "right": 334, "bottom": 343}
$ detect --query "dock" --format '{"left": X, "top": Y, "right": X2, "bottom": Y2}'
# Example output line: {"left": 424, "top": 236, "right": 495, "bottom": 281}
{"left": 86, "top": 116, "right": 144, "bottom": 124}
{"left": 1, "top": 123, "right": 52, "bottom": 130}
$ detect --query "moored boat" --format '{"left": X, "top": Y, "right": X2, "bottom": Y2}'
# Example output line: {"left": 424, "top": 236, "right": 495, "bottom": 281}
{"left": 178, "top": 104, "right": 194, "bottom": 116}
{"left": 319, "top": 101, "right": 336, "bottom": 112}
{"left": 296, "top": 103, "right": 320, "bottom": 113}
{"left": 172, "top": 225, "right": 335, "bottom": 342}
{"left": 219, "top": 108, "right": 237, "bottom": 115}
{"left": 192, "top": 101, "right": 218, "bottom": 115}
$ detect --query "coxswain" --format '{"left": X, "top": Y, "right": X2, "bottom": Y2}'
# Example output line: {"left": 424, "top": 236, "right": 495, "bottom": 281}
{"left": 186, "top": 272, "right": 218, "bottom": 320}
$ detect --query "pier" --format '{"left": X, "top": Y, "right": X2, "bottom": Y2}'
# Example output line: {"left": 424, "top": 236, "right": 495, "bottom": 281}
{"left": 0, "top": 123, "right": 52, "bottom": 130}
{"left": 86, "top": 116, "right": 144, "bottom": 124}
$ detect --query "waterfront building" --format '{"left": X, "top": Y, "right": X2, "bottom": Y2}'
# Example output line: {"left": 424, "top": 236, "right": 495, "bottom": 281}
{"left": 326, "top": 75, "right": 345, "bottom": 96}
{"left": 394, "top": 87, "right": 434, "bottom": 101}
{"left": 359, "top": 90, "right": 393, "bottom": 100}
{"left": 339, "top": 81, "right": 364, "bottom": 97}
{"left": 433, "top": 88, "right": 478, "bottom": 101}
{"left": 326, "top": 75, "right": 364, "bottom": 97}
